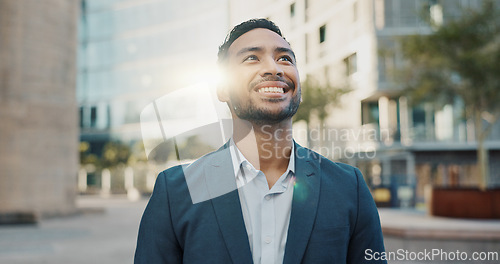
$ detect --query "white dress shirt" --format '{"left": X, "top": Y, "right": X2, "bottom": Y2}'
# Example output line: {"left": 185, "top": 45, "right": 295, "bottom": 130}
{"left": 229, "top": 139, "right": 295, "bottom": 264}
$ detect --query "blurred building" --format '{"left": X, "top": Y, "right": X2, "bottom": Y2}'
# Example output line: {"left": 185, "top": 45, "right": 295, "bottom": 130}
{"left": 0, "top": 0, "right": 79, "bottom": 222}
{"left": 78, "top": 0, "right": 500, "bottom": 205}
{"left": 330, "top": 0, "right": 500, "bottom": 207}
{"left": 77, "top": 0, "right": 229, "bottom": 152}
{"left": 229, "top": 0, "right": 500, "bottom": 207}
{"left": 77, "top": 0, "right": 232, "bottom": 192}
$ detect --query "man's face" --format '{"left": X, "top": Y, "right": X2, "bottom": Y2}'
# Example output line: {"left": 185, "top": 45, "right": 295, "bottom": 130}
{"left": 219, "top": 28, "right": 301, "bottom": 125}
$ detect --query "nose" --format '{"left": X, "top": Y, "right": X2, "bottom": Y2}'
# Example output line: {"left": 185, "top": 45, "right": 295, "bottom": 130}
{"left": 259, "top": 58, "right": 284, "bottom": 77}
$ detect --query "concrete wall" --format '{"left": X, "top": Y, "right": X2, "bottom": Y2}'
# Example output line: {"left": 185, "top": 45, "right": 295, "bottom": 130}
{"left": 0, "top": 0, "right": 79, "bottom": 220}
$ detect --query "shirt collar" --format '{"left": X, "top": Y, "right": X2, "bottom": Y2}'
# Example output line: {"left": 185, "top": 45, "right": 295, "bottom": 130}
{"left": 229, "top": 138, "right": 295, "bottom": 178}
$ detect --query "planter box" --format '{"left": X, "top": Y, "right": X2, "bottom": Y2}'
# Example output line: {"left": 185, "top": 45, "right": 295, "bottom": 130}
{"left": 431, "top": 188, "right": 500, "bottom": 219}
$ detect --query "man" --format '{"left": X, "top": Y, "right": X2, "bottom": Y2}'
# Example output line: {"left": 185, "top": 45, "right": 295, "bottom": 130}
{"left": 135, "top": 18, "right": 386, "bottom": 264}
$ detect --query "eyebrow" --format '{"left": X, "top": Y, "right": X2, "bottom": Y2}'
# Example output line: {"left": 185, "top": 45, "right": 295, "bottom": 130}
{"left": 236, "top": 46, "right": 296, "bottom": 60}
{"left": 236, "top": 46, "right": 263, "bottom": 56}
{"left": 276, "top": 47, "right": 296, "bottom": 60}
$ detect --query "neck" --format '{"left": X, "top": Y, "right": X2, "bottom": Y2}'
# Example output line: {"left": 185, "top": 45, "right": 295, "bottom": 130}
{"left": 232, "top": 118, "right": 293, "bottom": 173}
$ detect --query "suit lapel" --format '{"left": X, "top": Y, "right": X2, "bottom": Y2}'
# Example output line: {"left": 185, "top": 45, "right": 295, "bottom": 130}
{"left": 283, "top": 143, "right": 321, "bottom": 264}
{"left": 204, "top": 147, "right": 253, "bottom": 264}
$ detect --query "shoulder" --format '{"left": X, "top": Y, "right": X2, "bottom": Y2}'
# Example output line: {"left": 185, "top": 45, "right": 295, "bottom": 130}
{"left": 156, "top": 146, "right": 231, "bottom": 192}
{"left": 296, "top": 144, "right": 362, "bottom": 184}
{"left": 297, "top": 144, "right": 359, "bottom": 173}
{"left": 157, "top": 144, "right": 235, "bottom": 204}
{"left": 321, "top": 158, "right": 362, "bottom": 186}
{"left": 159, "top": 145, "right": 228, "bottom": 177}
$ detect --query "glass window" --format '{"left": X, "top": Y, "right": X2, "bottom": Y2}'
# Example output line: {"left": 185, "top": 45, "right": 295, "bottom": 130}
{"left": 90, "top": 106, "right": 97, "bottom": 128}
{"left": 362, "top": 101, "right": 380, "bottom": 125}
{"left": 319, "top": 25, "right": 326, "bottom": 43}
{"left": 79, "top": 107, "right": 85, "bottom": 128}
{"left": 412, "top": 105, "right": 426, "bottom": 125}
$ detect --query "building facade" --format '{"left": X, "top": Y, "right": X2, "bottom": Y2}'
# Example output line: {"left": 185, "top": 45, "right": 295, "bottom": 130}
{"left": 78, "top": 0, "right": 230, "bottom": 149}
{"left": 229, "top": 0, "right": 500, "bottom": 207}
{"left": 0, "top": 0, "right": 79, "bottom": 221}
{"left": 78, "top": 0, "right": 500, "bottom": 205}
{"left": 78, "top": 0, "right": 233, "bottom": 192}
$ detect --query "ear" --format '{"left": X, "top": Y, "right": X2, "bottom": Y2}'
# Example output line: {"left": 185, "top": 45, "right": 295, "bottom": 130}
{"left": 216, "top": 65, "right": 230, "bottom": 103}
{"left": 216, "top": 83, "right": 230, "bottom": 103}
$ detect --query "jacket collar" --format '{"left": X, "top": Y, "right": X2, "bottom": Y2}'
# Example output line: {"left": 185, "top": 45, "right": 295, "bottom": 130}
{"left": 283, "top": 143, "right": 321, "bottom": 264}
{"left": 204, "top": 141, "right": 321, "bottom": 264}
{"left": 204, "top": 144, "right": 253, "bottom": 264}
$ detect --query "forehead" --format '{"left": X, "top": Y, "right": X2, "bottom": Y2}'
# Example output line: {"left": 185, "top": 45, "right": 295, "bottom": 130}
{"left": 227, "top": 28, "right": 292, "bottom": 56}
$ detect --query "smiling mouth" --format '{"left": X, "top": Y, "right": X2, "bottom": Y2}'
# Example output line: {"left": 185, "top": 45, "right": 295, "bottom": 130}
{"left": 257, "top": 87, "right": 285, "bottom": 94}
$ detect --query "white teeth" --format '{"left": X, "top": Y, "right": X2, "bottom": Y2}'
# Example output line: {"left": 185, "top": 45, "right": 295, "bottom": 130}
{"left": 258, "top": 87, "right": 285, "bottom": 93}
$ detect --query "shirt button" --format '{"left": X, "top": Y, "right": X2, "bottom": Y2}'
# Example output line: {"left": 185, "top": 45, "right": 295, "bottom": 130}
{"left": 245, "top": 164, "right": 252, "bottom": 170}
{"left": 265, "top": 195, "right": 271, "bottom": 201}
{"left": 264, "top": 236, "right": 272, "bottom": 244}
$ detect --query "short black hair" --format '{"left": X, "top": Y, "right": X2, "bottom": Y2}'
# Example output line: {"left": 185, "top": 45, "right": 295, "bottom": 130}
{"left": 217, "top": 18, "right": 285, "bottom": 64}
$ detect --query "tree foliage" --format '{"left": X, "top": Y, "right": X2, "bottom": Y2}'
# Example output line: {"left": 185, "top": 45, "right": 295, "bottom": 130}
{"left": 294, "top": 77, "right": 351, "bottom": 124}
{"left": 79, "top": 141, "right": 99, "bottom": 165}
{"left": 401, "top": 1, "right": 500, "bottom": 114}
{"left": 101, "top": 141, "right": 131, "bottom": 168}
{"left": 79, "top": 140, "right": 132, "bottom": 169}
{"left": 399, "top": 0, "right": 500, "bottom": 188}
{"left": 293, "top": 77, "right": 352, "bottom": 149}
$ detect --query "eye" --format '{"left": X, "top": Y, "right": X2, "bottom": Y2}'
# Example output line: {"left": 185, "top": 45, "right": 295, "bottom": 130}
{"left": 278, "top": 55, "right": 293, "bottom": 63}
{"left": 243, "top": 55, "right": 258, "bottom": 62}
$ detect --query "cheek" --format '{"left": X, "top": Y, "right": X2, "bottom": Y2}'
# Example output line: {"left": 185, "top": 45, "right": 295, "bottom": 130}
{"left": 285, "top": 68, "right": 299, "bottom": 82}
{"left": 228, "top": 70, "right": 255, "bottom": 90}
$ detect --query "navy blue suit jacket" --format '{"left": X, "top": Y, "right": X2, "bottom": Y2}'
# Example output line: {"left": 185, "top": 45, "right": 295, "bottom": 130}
{"left": 135, "top": 143, "right": 386, "bottom": 263}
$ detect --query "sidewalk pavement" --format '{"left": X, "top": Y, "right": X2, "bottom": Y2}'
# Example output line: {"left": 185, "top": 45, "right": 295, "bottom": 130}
{"left": 379, "top": 208, "right": 500, "bottom": 240}
{"left": 379, "top": 208, "right": 500, "bottom": 264}
{"left": 0, "top": 195, "right": 147, "bottom": 264}
{"left": 1, "top": 196, "right": 499, "bottom": 264}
